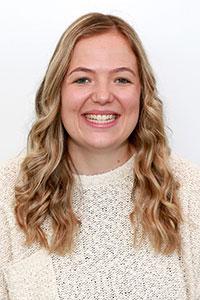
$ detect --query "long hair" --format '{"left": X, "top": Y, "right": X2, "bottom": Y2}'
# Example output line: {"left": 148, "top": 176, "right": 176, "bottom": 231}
{"left": 14, "top": 12, "right": 182, "bottom": 255}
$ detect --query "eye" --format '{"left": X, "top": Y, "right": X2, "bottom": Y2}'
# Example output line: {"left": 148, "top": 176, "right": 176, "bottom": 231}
{"left": 115, "top": 78, "right": 132, "bottom": 84}
{"left": 73, "top": 77, "right": 91, "bottom": 84}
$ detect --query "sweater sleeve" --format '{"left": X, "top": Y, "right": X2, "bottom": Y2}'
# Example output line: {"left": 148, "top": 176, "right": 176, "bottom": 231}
{"left": 186, "top": 163, "right": 200, "bottom": 297}
{"left": 0, "top": 158, "right": 18, "bottom": 300}
{"left": 0, "top": 205, "right": 11, "bottom": 299}
{"left": 171, "top": 153, "right": 200, "bottom": 298}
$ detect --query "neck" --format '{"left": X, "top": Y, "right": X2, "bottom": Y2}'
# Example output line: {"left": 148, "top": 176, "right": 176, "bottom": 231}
{"left": 68, "top": 143, "right": 135, "bottom": 175}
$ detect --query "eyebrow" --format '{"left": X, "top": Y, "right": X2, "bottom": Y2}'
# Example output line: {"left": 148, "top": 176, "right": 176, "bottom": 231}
{"left": 67, "top": 67, "right": 136, "bottom": 77}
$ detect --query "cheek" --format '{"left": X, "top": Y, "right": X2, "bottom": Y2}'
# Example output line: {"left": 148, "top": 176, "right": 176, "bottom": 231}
{"left": 61, "top": 88, "right": 89, "bottom": 132}
{"left": 120, "top": 88, "right": 141, "bottom": 113}
{"left": 61, "top": 87, "right": 89, "bottom": 113}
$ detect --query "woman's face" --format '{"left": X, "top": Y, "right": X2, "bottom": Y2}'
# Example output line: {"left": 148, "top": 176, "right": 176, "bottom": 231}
{"left": 61, "top": 30, "right": 141, "bottom": 154}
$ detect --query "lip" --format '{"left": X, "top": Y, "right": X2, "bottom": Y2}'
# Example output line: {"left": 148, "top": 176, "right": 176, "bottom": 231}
{"left": 82, "top": 114, "right": 119, "bottom": 128}
{"left": 82, "top": 110, "right": 120, "bottom": 115}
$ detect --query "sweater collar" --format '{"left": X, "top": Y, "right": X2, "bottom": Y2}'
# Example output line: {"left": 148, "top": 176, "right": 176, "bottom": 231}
{"left": 73, "top": 154, "right": 135, "bottom": 187}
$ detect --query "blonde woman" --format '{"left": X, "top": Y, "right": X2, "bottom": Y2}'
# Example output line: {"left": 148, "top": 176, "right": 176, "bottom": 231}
{"left": 0, "top": 12, "right": 200, "bottom": 300}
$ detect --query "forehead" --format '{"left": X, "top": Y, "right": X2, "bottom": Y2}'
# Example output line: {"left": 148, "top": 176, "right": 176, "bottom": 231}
{"left": 69, "top": 30, "right": 137, "bottom": 69}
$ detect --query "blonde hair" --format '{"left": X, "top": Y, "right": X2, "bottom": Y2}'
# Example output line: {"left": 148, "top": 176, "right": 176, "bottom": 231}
{"left": 15, "top": 12, "right": 182, "bottom": 255}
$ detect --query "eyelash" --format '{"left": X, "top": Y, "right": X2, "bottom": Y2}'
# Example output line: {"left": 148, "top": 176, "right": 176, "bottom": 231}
{"left": 73, "top": 77, "right": 90, "bottom": 84}
{"left": 73, "top": 77, "right": 132, "bottom": 84}
{"left": 115, "top": 78, "right": 131, "bottom": 84}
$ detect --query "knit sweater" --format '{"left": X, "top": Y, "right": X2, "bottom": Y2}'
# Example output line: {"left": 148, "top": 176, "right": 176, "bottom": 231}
{"left": 0, "top": 152, "right": 200, "bottom": 300}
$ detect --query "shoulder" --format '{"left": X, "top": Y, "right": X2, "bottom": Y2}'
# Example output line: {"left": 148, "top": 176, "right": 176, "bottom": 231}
{"left": 169, "top": 152, "right": 200, "bottom": 188}
{"left": 0, "top": 151, "right": 25, "bottom": 209}
{"left": 169, "top": 152, "right": 200, "bottom": 227}
{"left": 169, "top": 152, "right": 200, "bottom": 214}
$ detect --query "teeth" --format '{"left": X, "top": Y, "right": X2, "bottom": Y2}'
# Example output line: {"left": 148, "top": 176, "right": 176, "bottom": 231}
{"left": 85, "top": 114, "right": 117, "bottom": 122}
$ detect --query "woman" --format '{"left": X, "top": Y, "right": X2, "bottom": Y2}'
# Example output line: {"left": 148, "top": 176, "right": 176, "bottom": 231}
{"left": 0, "top": 12, "right": 200, "bottom": 300}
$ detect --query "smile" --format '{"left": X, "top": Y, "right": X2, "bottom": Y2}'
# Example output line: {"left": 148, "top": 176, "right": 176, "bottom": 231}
{"left": 84, "top": 114, "right": 118, "bottom": 122}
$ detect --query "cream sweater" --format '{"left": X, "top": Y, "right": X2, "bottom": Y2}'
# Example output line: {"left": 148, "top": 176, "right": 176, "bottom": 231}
{"left": 0, "top": 152, "right": 200, "bottom": 300}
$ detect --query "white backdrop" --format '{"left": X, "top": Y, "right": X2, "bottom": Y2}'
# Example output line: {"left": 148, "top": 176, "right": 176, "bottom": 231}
{"left": 0, "top": 0, "right": 199, "bottom": 164}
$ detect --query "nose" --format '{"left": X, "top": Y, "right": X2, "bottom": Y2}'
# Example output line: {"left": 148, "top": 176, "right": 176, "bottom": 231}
{"left": 91, "top": 80, "right": 114, "bottom": 104}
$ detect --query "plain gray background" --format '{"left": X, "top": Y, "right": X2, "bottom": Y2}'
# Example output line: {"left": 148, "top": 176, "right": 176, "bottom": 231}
{"left": 0, "top": 0, "right": 199, "bottom": 164}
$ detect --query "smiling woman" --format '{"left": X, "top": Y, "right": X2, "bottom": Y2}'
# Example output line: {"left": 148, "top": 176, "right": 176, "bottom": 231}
{"left": 0, "top": 12, "right": 200, "bottom": 300}
{"left": 60, "top": 30, "right": 141, "bottom": 174}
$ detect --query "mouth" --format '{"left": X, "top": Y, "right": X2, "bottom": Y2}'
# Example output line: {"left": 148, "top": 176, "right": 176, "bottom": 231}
{"left": 83, "top": 113, "right": 119, "bottom": 123}
{"left": 81, "top": 112, "right": 121, "bottom": 128}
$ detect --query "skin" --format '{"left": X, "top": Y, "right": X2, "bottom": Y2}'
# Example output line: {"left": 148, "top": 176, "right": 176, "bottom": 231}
{"left": 61, "top": 30, "right": 141, "bottom": 175}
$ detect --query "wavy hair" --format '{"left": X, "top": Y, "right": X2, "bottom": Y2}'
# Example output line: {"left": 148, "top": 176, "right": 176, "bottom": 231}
{"left": 14, "top": 12, "right": 183, "bottom": 255}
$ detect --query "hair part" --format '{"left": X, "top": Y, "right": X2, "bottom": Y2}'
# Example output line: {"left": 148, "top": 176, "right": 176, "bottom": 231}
{"left": 15, "top": 12, "right": 183, "bottom": 256}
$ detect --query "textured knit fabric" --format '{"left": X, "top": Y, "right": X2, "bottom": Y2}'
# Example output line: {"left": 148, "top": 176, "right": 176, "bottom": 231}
{"left": 0, "top": 152, "right": 200, "bottom": 300}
